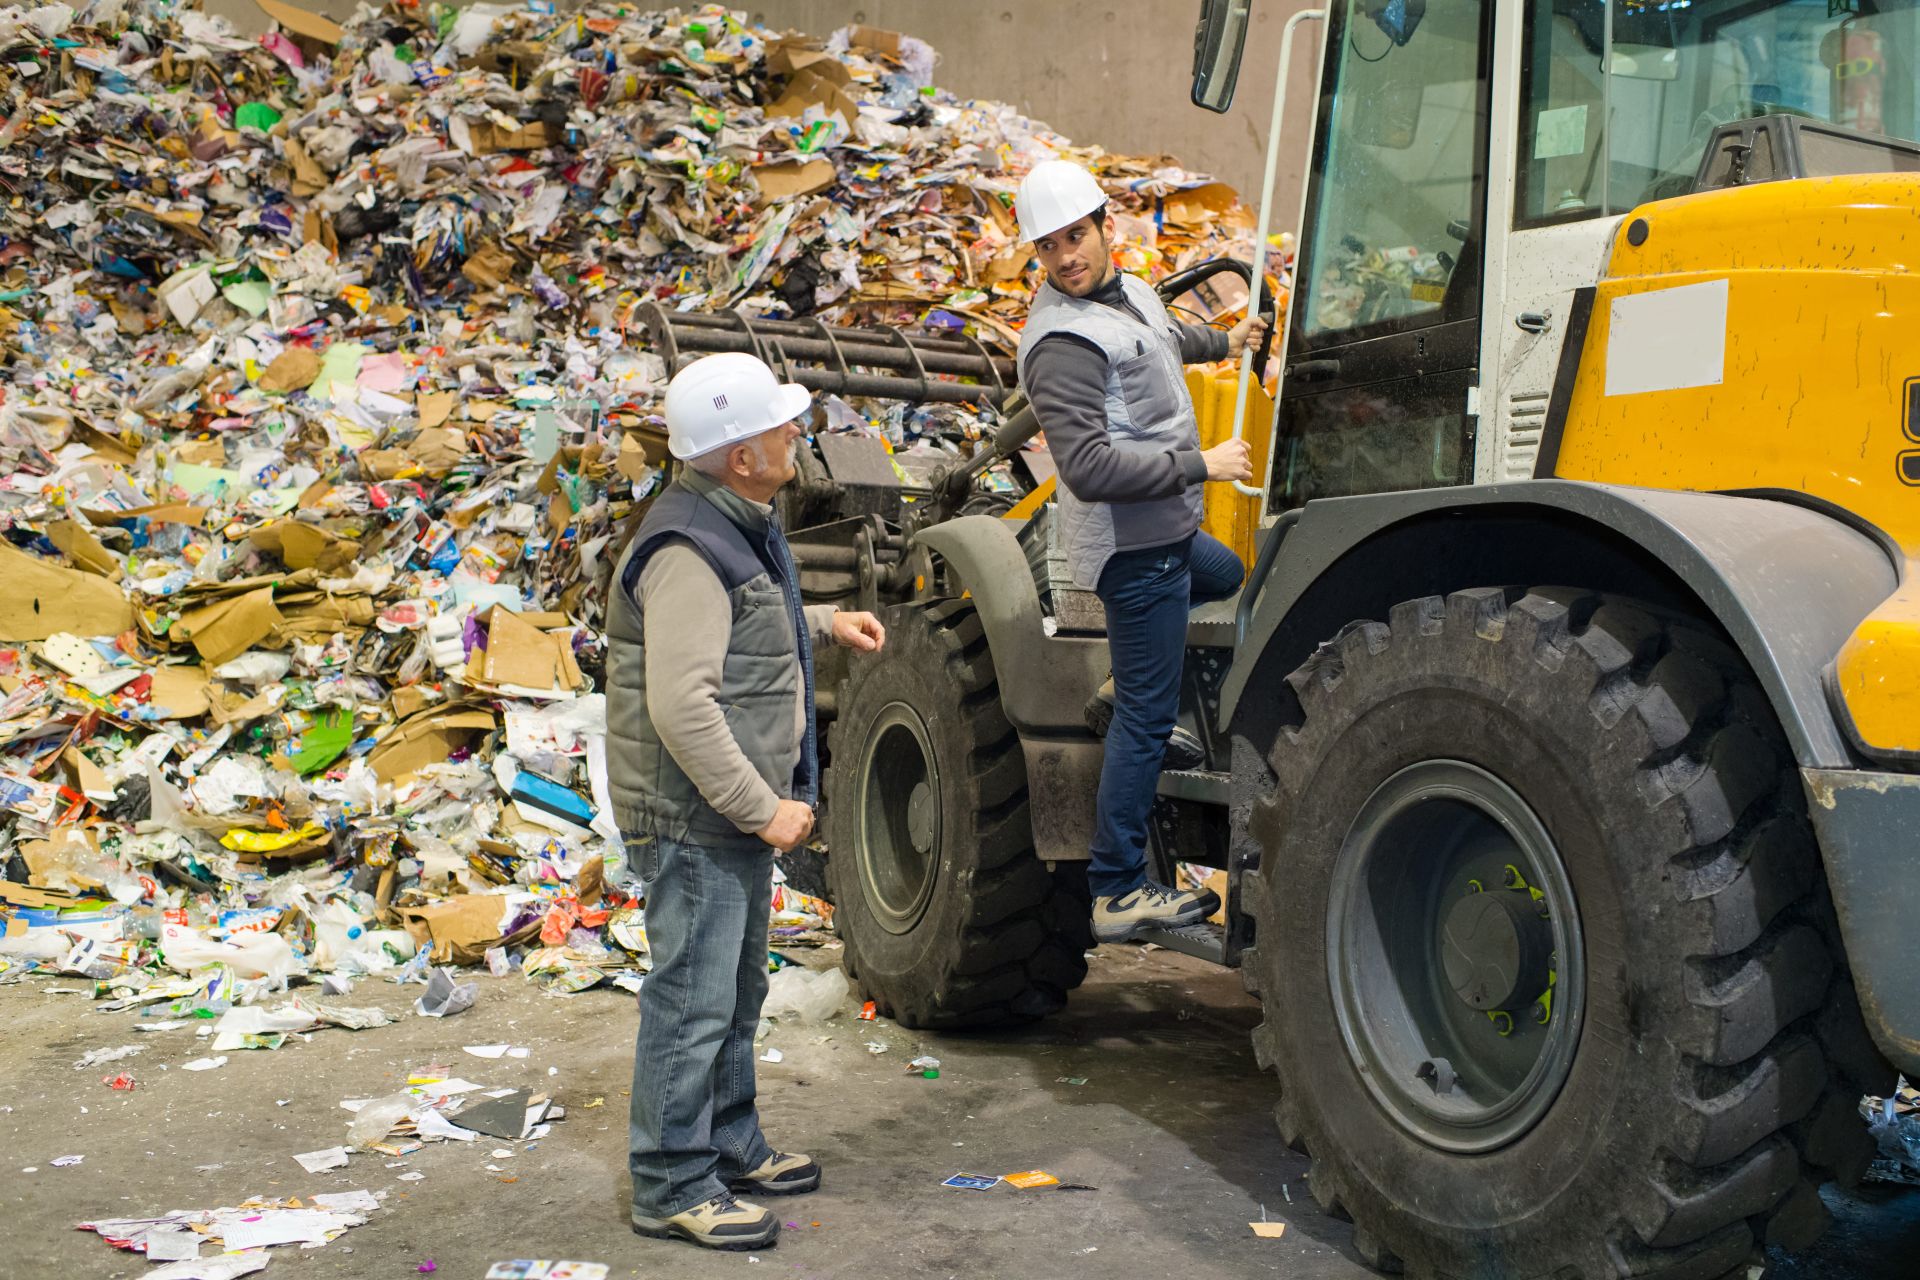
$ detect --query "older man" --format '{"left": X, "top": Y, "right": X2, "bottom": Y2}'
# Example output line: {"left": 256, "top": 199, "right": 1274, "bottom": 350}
{"left": 608, "top": 352, "right": 886, "bottom": 1251}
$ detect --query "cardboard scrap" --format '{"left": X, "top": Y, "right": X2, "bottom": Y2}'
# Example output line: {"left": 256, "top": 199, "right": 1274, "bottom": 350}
{"left": 396, "top": 894, "right": 538, "bottom": 965}
{"left": 81, "top": 502, "right": 207, "bottom": 529}
{"left": 253, "top": 0, "right": 343, "bottom": 48}
{"left": 1250, "top": 1222, "right": 1288, "bottom": 1239}
{"left": 172, "top": 587, "right": 284, "bottom": 667}
{"left": 367, "top": 704, "right": 496, "bottom": 783}
{"left": 258, "top": 345, "right": 322, "bottom": 393}
{"left": 754, "top": 157, "right": 836, "bottom": 201}
{"left": 146, "top": 663, "right": 212, "bottom": 719}
{"left": 416, "top": 391, "right": 457, "bottom": 431}
{"left": 248, "top": 521, "right": 362, "bottom": 573}
{"left": 406, "top": 427, "right": 468, "bottom": 478}
{"left": 0, "top": 542, "right": 136, "bottom": 642}
{"left": 471, "top": 606, "right": 582, "bottom": 695}
{"left": 767, "top": 67, "right": 861, "bottom": 127}
{"left": 461, "top": 240, "right": 519, "bottom": 289}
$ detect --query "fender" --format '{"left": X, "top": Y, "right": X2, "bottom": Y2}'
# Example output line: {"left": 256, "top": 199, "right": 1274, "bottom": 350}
{"left": 909, "top": 517, "right": 1108, "bottom": 862}
{"left": 908, "top": 517, "right": 1107, "bottom": 737}
{"left": 1223, "top": 480, "right": 1898, "bottom": 771}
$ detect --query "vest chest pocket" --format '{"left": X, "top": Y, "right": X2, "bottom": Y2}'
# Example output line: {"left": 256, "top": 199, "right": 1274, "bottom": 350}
{"left": 1113, "top": 344, "right": 1180, "bottom": 433}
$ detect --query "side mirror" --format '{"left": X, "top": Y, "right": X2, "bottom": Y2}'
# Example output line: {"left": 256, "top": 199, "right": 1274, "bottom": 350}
{"left": 1191, "top": 0, "right": 1254, "bottom": 114}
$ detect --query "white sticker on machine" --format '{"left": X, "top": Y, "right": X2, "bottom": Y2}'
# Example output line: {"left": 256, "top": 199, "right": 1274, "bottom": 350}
{"left": 1604, "top": 278, "right": 1729, "bottom": 397}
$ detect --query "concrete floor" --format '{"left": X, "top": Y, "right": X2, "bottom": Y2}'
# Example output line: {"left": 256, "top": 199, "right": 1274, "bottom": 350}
{"left": 2, "top": 944, "right": 1915, "bottom": 1279}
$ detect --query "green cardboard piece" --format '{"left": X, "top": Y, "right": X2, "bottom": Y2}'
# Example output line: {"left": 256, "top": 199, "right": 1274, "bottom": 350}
{"left": 235, "top": 102, "right": 282, "bottom": 132}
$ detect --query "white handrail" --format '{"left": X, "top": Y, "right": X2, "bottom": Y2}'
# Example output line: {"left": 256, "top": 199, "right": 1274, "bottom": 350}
{"left": 1228, "top": 6, "right": 1326, "bottom": 499}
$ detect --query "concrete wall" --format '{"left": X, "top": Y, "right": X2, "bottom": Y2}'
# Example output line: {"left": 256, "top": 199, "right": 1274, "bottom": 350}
{"left": 207, "top": 1, "right": 1324, "bottom": 226}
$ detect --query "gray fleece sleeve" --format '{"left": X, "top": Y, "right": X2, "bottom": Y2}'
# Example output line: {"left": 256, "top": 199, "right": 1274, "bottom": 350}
{"left": 1026, "top": 335, "right": 1209, "bottom": 503}
{"left": 1175, "top": 322, "right": 1231, "bottom": 364}
{"left": 639, "top": 543, "right": 781, "bottom": 834}
{"left": 803, "top": 603, "right": 839, "bottom": 650}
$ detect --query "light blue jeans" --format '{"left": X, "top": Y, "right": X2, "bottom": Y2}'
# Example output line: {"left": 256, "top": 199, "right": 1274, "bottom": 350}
{"left": 627, "top": 833, "right": 776, "bottom": 1218}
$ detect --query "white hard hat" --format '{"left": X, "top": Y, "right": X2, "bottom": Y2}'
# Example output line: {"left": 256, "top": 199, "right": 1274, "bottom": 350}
{"left": 663, "top": 352, "right": 812, "bottom": 461}
{"left": 1016, "top": 160, "right": 1108, "bottom": 243}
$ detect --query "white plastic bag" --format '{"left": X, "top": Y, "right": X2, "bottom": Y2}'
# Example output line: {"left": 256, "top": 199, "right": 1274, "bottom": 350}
{"left": 160, "top": 922, "right": 299, "bottom": 983}
{"left": 761, "top": 966, "right": 850, "bottom": 1023}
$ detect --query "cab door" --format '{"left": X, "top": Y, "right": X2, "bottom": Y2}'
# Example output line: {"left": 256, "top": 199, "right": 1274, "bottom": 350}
{"left": 1265, "top": 0, "right": 1496, "bottom": 513}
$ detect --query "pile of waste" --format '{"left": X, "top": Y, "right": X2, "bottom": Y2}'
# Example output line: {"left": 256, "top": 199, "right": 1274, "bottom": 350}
{"left": 0, "top": 0, "right": 1278, "bottom": 999}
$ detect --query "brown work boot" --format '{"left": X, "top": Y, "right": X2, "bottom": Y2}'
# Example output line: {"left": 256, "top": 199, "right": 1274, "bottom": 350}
{"left": 730, "top": 1150, "right": 821, "bottom": 1196}
{"left": 631, "top": 1191, "right": 778, "bottom": 1251}
{"left": 1092, "top": 881, "right": 1220, "bottom": 943}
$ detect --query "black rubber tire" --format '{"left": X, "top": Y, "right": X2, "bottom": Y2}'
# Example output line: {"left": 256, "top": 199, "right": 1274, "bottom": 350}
{"left": 1239, "top": 587, "right": 1885, "bottom": 1280}
{"left": 825, "top": 599, "right": 1090, "bottom": 1029}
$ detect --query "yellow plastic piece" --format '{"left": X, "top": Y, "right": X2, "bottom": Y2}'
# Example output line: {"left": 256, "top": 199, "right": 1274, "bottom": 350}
{"left": 1187, "top": 367, "right": 1275, "bottom": 571}
{"left": 1552, "top": 175, "right": 1920, "bottom": 556}
{"left": 1832, "top": 564, "right": 1920, "bottom": 757}
{"left": 220, "top": 821, "right": 328, "bottom": 853}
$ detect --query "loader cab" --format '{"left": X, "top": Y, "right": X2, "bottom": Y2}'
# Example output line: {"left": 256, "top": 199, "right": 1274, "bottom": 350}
{"left": 1195, "top": 0, "right": 1920, "bottom": 510}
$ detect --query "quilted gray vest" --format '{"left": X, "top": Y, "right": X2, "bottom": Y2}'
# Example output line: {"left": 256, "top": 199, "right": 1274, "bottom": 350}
{"left": 606, "top": 469, "right": 816, "bottom": 846}
{"left": 1016, "top": 272, "right": 1205, "bottom": 589}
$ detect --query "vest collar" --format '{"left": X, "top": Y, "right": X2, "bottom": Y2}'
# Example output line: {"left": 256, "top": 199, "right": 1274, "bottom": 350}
{"left": 681, "top": 467, "right": 774, "bottom": 535}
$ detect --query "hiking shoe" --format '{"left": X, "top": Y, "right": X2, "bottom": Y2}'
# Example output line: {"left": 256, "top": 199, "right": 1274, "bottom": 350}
{"left": 730, "top": 1150, "right": 821, "bottom": 1196}
{"left": 1092, "top": 881, "right": 1221, "bottom": 944}
{"left": 1083, "top": 677, "right": 1207, "bottom": 770}
{"left": 631, "top": 1191, "right": 778, "bottom": 1251}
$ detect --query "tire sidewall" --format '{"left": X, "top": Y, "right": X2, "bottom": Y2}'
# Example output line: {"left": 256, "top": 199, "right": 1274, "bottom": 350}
{"left": 1259, "top": 647, "right": 1696, "bottom": 1256}
{"left": 826, "top": 605, "right": 987, "bottom": 998}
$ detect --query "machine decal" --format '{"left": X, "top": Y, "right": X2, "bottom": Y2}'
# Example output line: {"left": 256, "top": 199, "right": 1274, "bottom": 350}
{"left": 1603, "top": 277, "right": 1728, "bottom": 397}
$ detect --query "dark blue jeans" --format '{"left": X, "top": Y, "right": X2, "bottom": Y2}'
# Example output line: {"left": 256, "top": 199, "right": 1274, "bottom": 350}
{"left": 1089, "top": 531, "right": 1245, "bottom": 899}
{"left": 628, "top": 833, "right": 776, "bottom": 1218}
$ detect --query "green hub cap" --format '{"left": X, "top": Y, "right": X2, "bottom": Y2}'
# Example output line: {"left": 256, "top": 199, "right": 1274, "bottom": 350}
{"left": 1327, "top": 760, "right": 1586, "bottom": 1153}
{"left": 856, "top": 704, "right": 942, "bottom": 935}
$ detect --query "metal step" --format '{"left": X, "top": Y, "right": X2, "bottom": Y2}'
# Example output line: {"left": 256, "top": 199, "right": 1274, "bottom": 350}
{"left": 1134, "top": 919, "right": 1226, "bottom": 965}
{"left": 1157, "top": 768, "right": 1230, "bottom": 805}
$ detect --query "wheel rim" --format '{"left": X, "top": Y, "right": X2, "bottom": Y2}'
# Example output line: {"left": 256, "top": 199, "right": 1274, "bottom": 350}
{"left": 856, "top": 703, "right": 942, "bottom": 935}
{"left": 1326, "top": 760, "right": 1586, "bottom": 1153}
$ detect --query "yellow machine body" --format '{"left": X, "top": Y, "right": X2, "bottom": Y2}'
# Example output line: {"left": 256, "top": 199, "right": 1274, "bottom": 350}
{"left": 1552, "top": 174, "right": 1920, "bottom": 757}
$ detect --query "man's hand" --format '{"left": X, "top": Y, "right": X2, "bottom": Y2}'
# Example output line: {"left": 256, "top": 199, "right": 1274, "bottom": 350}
{"left": 1226, "top": 312, "right": 1271, "bottom": 360}
{"left": 1201, "top": 438, "right": 1253, "bottom": 482}
{"left": 833, "top": 610, "right": 887, "bottom": 652}
{"left": 756, "top": 799, "right": 816, "bottom": 853}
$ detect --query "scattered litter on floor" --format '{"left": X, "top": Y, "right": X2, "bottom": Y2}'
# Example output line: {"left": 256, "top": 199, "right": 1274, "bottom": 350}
{"left": 941, "top": 1173, "right": 1001, "bottom": 1191}
{"left": 1250, "top": 1222, "right": 1288, "bottom": 1239}
{"left": 760, "top": 1047, "right": 784, "bottom": 1063}
{"left": 414, "top": 967, "right": 479, "bottom": 1018}
{"left": 101, "top": 1071, "right": 137, "bottom": 1090}
{"left": 1056, "top": 1076, "right": 1088, "bottom": 1086}
{"left": 72, "top": 1044, "right": 142, "bottom": 1070}
{"left": 182, "top": 1056, "right": 228, "bottom": 1072}
{"left": 293, "top": 1146, "right": 350, "bottom": 1174}
{"left": 50, "top": 1155, "right": 84, "bottom": 1168}
{"left": 81, "top": 1197, "right": 371, "bottom": 1263}
{"left": 1864, "top": 1079, "right": 1920, "bottom": 1185}
{"left": 486, "top": 1263, "right": 609, "bottom": 1280}
{"left": 907, "top": 1055, "right": 940, "bottom": 1078}
{"left": 865, "top": 1041, "right": 889, "bottom": 1055}
{"left": 1002, "top": 1170, "right": 1060, "bottom": 1189}
{"left": 761, "top": 964, "right": 850, "bottom": 1021}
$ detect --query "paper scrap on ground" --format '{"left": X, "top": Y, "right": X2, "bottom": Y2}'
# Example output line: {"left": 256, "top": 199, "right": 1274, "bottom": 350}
{"left": 1250, "top": 1221, "right": 1288, "bottom": 1239}
{"left": 941, "top": 1173, "right": 1001, "bottom": 1191}
{"left": 294, "top": 1146, "right": 350, "bottom": 1173}
{"left": 1003, "top": 1170, "right": 1061, "bottom": 1189}
{"left": 182, "top": 1056, "right": 228, "bottom": 1072}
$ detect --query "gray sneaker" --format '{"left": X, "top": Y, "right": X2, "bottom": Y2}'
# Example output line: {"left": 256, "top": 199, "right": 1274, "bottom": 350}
{"left": 1083, "top": 677, "right": 1207, "bottom": 770}
{"left": 632, "top": 1191, "right": 778, "bottom": 1251}
{"left": 1092, "top": 881, "right": 1221, "bottom": 944}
